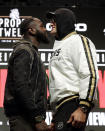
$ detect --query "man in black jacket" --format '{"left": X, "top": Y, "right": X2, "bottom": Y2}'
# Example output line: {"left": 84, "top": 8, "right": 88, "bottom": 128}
{"left": 4, "top": 17, "right": 50, "bottom": 131}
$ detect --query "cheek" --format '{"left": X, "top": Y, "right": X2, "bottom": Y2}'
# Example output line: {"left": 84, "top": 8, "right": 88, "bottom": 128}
{"left": 52, "top": 26, "right": 57, "bottom": 32}
{"left": 50, "top": 28, "right": 57, "bottom": 36}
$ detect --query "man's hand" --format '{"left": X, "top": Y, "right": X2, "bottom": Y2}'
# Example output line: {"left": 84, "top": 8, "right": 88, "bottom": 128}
{"left": 35, "top": 120, "right": 50, "bottom": 131}
{"left": 67, "top": 107, "right": 87, "bottom": 128}
{"left": 48, "top": 123, "right": 55, "bottom": 131}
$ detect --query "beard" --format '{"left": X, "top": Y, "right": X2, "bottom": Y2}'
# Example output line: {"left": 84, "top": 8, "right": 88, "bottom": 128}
{"left": 35, "top": 30, "right": 49, "bottom": 44}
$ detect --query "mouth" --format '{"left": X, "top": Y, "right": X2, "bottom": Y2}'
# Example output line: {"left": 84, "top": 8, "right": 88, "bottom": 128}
{"left": 51, "top": 26, "right": 55, "bottom": 30}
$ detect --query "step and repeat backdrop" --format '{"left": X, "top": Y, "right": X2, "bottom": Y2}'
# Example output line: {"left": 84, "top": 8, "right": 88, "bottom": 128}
{"left": 0, "top": 7, "right": 105, "bottom": 131}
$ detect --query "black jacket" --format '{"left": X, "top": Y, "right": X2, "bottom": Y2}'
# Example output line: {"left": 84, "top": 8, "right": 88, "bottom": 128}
{"left": 4, "top": 40, "right": 47, "bottom": 122}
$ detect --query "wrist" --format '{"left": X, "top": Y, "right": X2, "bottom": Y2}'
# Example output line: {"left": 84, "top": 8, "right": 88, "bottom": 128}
{"left": 34, "top": 116, "right": 45, "bottom": 123}
{"left": 79, "top": 106, "right": 89, "bottom": 113}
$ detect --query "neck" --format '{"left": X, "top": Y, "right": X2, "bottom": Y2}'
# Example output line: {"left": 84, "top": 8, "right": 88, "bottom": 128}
{"left": 23, "top": 36, "right": 39, "bottom": 48}
{"left": 62, "top": 31, "right": 77, "bottom": 40}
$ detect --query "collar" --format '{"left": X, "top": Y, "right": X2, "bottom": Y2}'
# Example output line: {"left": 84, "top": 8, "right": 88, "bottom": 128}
{"left": 16, "top": 39, "right": 38, "bottom": 52}
{"left": 62, "top": 31, "right": 77, "bottom": 40}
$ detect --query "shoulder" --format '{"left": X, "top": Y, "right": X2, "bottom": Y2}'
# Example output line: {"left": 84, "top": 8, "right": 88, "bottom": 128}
{"left": 11, "top": 45, "right": 32, "bottom": 63}
{"left": 13, "top": 42, "right": 36, "bottom": 57}
{"left": 79, "top": 35, "right": 96, "bottom": 50}
{"left": 66, "top": 34, "right": 83, "bottom": 50}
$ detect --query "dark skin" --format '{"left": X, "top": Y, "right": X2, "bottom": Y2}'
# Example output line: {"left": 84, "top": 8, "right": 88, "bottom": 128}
{"left": 24, "top": 18, "right": 47, "bottom": 47}
{"left": 23, "top": 18, "right": 50, "bottom": 131}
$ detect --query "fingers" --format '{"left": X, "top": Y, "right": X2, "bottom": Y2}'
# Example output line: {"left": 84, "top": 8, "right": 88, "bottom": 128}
{"left": 67, "top": 114, "right": 73, "bottom": 124}
{"left": 71, "top": 117, "right": 86, "bottom": 128}
{"left": 35, "top": 121, "right": 50, "bottom": 131}
{"left": 72, "top": 120, "right": 85, "bottom": 128}
{"left": 66, "top": 108, "right": 87, "bottom": 128}
{"left": 67, "top": 114, "right": 86, "bottom": 128}
{"left": 48, "top": 123, "right": 55, "bottom": 131}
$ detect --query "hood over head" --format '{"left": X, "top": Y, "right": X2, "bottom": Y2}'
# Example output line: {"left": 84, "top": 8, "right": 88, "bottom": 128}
{"left": 46, "top": 8, "right": 76, "bottom": 40}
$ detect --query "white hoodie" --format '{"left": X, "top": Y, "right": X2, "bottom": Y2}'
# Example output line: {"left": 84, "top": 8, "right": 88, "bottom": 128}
{"left": 49, "top": 32, "right": 99, "bottom": 108}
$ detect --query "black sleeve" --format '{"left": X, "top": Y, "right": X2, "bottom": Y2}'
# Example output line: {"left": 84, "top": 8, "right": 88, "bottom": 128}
{"left": 13, "top": 49, "right": 38, "bottom": 120}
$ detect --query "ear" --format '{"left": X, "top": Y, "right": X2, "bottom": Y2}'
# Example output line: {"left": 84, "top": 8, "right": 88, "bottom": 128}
{"left": 28, "top": 28, "right": 36, "bottom": 35}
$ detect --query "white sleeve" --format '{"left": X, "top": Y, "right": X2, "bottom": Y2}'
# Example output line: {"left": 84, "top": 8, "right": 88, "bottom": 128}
{"left": 72, "top": 35, "right": 99, "bottom": 108}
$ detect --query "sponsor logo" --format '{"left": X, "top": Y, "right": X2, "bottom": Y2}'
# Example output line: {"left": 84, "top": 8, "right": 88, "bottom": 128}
{"left": 0, "top": 8, "right": 31, "bottom": 43}
{"left": 57, "top": 122, "right": 64, "bottom": 130}
{"left": 46, "top": 23, "right": 87, "bottom": 32}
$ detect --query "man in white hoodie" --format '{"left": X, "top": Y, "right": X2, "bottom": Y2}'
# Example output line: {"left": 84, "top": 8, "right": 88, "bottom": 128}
{"left": 46, "top": 8, "right": 99, "bottom": 131}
